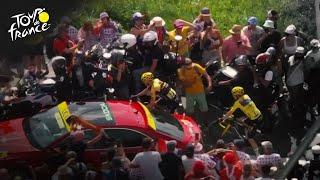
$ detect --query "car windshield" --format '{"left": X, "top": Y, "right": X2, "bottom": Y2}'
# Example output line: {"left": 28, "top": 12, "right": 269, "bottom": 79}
{"left": 24, "top": 102, "right": 115, "bottom": 149}
{"left": 149, "top": 109, "right": 184, "bottom": 140}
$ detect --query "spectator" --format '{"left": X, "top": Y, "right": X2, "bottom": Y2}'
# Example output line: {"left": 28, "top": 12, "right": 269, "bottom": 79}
{"left": 305, "top": 39, "right": 320, "bottom": 116}
{"left": 308, "top": 145, "right": 320, "bottom": 180}
{"left": 101, "top": 148, "right": 116, "bottom": 175}
{"left": 130, "top": 12, "right": 150, "bottom": 41}
{"left": 177, "top": 58, "right": 212, "bottom": 119}
{"left": 94, "top": 12, "right": 119, "bottom": 47}
{"left": 193, "top": 142, "right": 216, "bottom": 172}
{"left": 193, "top": 7, "right": 217, "bottom": 30}
{"left": 266, "top": 10, "right": 279, "bottom": 29}
{"left": 60, "top": 16, "right": 79, "bottom": 43}
{"left": 243, "top": 161, "right": 256, "bottom": 180}
{"left": 51, "top": 165, "right": 74, "bottom": 180}
{"left": 53, "top": 24, "right": 82, "bottom": 66}
{"left": 168, "top": 19, "right": 194, "bottom": 57}
{"left": 258, "top": 20, "right": 281, "bottom": 53}
{"left": 255, "top": 165, "right": 273, "bottom": 180}
{"left": 66, "top": 151, "right": 87, "bottom": 180}
{"left": 232, "top": 139, "right": 251, "bottom": 164}
{"left": 184, "top": 160, "right": 214, "bottom": 180}
{"left": 188, "top": 24, "right": 203, "bottom": 63}
{"left": 77, "top": 21, "right": 98, "bottom": 52}
{"left": 222, "top": 24, "right": 251, "bottom": 65}
{"left": 242, "top": 17, "right": 265, "bottom": 64}
{"left": 114, "top": 140, "right": 131, "bottom": 171}
{"left": 0, "top": 168, "right": 11, "bottom": 180}
{"left": 109, "top": 49, "right": 130, "bottom": 99}
{"left": 160, "top": 140, "right": 184, "bottom": 180}
{"left": 200, "top": 25, "right": 223, "bottom": 65}
{"left": 279, "top": 24, "right": 304, "bottom": 59}
{"left": 285, "top": 47, "right": 307, "bottom": 129}
{"left": 182, "top": 144, "right": 198, "bottom": 173}
{"left": 104, "top": 157, "right": 129, "bottom": 180}
{"left": 256, "top": 141, "right": 283, "bottom": 168}
{"left": 149, "top": 16, "right": 167, "bottom": 46}
{"left": 220, "top": 152, "right": 243, "bottom": 180}
{"left": 130, "top": 137, "right": 164, "bottom": 180}
{"left": 85, "top": 163, "right": 98, "bottom": 180}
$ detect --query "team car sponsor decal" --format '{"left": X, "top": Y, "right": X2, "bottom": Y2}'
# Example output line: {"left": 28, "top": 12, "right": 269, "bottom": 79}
{"left": 100, "top": 103, "right": 114, "bottom": 122}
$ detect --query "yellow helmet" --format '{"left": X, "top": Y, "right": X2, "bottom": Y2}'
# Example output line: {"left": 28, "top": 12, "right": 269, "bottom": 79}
{"left": 141, "top": 72, "right": 154, "bottom": 84}
{"left": 231, "top": 86, "right": 244, "bottom": 98}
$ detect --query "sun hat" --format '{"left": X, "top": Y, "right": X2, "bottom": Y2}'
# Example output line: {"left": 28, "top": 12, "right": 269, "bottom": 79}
{"left": 263, "top": 20, "right": 275, "bottom": 29}
{"left": 295, "top": 46, "right": 305, "bottom": 54}
{"left": 229, "top": 24, "right": 242, "bottom": 34}
{"left": 132, "top": 12, "right": 144, "bottom": 21}
{"left": 174, "top": 20, "right": 184, "bottom": 29}
{"left": 150, "top": 16, "right": 166, "bottom": 27}
{"left": 200, "top": 7, "right": 211, "bottom": 16}
{"left": 99, "top": 12, "right": 109, "bottom": 20}
{"left": 284, "top": 24, "right": 296, "bottom": 35}
{"left": 248, "top": 16, "right": 258, "bottom": 26}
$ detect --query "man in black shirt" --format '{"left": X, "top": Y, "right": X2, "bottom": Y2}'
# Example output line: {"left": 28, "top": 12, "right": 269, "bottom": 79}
{"left": 159, "top": 140, "right": 184, "bottom": 180}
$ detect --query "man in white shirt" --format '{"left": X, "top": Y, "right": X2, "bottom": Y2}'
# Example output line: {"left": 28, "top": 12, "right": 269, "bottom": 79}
{"left": 182, "top": 144, "right": 198, "bottom": 173}
{"left": 131, "top": 138, "right": 163, "bottom": 180}
{"left": 256, "top": 141, "right": 283, "bottom": 168}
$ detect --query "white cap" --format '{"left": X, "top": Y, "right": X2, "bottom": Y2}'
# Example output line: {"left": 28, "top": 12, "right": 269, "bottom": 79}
{"left": 312, "top": 145, "right": 320, "bottom": 154}
{"left": 295, "top": 46, "right": 305, "bottom": 54}
{"left": 263, "top": 20, "right": 275, "bottom": 29}
{"left": 285, "top": 24, "right": 296, "bottom": 35}
{"left": 310, "top": 39, "right": 320, "bottom": 47}
{"left": 194, "top": 142, "right": 203, "bottom": 153}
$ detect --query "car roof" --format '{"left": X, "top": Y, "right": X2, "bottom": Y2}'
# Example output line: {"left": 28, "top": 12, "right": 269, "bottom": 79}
{"left": 69, "top": 101, "right": 149, "bottom": 129}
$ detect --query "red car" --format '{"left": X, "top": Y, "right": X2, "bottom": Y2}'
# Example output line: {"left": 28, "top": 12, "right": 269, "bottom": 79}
{"left": 0, "top": 100, "right": 201, "bottom": 168}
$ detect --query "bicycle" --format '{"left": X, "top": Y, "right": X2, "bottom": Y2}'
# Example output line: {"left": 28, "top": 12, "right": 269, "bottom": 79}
{"left": 208, "top": 115, "right": 262, "bottom": 145}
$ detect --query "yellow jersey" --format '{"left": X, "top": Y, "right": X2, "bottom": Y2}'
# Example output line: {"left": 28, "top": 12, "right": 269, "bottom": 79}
{"left": 150, "top": 79, "right": 176, "bottom": 102}
{"left": 230, "top": 94, "right": 261, "bottom": 120}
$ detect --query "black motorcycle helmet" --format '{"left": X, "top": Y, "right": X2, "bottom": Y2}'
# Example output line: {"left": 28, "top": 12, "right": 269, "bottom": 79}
{"left": 51, "top": 56, "right": 66, "bottom": 76}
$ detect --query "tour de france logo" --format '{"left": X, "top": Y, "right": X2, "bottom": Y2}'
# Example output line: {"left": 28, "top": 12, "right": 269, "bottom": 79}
{"left": 8, "top": 8, "right": 50, "bottom": 41}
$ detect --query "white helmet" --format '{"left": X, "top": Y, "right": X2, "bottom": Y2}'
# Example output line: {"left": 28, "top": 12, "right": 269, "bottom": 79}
{"left": 120, "top": 34, "right": 137, "bottom": 49}
{"left": 142, "top": 31, "right": 158, "bottom": 42}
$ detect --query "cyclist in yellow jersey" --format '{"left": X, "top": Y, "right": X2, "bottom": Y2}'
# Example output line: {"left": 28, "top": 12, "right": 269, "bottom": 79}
{"left": 222, "top": 86, "right": 262, "bottom": 156}
{"left": 132, "top": 72, "right": 178, "bottom": 113}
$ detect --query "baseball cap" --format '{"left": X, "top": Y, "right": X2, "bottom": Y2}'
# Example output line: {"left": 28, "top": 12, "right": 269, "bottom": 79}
{"left": 200, "top": 7, "right": 211, "bottom": 16}
{"left": 100, "top": 12, "right": 109, "bottom": 19}
{"left": 194, "top": 142, "right": 203, "bottom": 153}
{"left": 248, "top": 16, "right": 258, "bottom": 26}
{"left": 311, "top": 145, "right": 320, "bottom": 155}
{"left": 310, "top": 39, "right": 320, "bottom": 47}
{"left": 295, "top": 46, "right": 305, "bottom": 54}
{"left": 174, "top": 20, "right": 184, "bottom": 29}
{"left": 166, "top": 140, "right": 177, "bottom": 151}
{"left": 132, "top": 12, "right": 145, "bottom": 21}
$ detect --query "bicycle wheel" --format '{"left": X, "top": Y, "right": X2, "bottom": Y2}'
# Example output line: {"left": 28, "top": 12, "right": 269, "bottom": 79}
{"left": 208, "top": 118, "right": 245, "bottom": 145}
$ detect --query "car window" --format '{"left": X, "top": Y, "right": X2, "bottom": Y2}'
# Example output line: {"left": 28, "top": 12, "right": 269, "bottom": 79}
{"left": 104, "top": 129, "right": 147, "bottom": 148}
{"left": 150, "top": 109, "right": 184, "bottom": 140}
{"left": 83, "top": 130, "right": 113, "bottom": 149}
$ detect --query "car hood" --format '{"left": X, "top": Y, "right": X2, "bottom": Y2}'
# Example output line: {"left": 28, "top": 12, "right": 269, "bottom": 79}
{"left": 174, "top": 113, "right": 202, "bottom": 147}
{"left": 0, "top": 118, "right": 36, "bottom": 153}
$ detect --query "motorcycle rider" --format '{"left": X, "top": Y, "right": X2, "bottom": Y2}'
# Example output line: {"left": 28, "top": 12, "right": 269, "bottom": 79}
{"left": 132, "top": 72, "right": 178, "bottom": 113}
{"left": 221, "top": 86, "right": 262, "bottom": 156}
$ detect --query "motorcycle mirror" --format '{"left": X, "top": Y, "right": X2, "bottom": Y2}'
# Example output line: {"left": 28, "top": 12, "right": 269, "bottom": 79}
{"left": 175, "top": 35, "right": 182, "bottom": 41}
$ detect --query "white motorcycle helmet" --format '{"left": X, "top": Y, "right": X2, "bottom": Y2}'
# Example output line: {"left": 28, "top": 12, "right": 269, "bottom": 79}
{"left": 142, "top": 31, "right": 158, "bottom": 43}
{"left": 120, "top": 34, "right": 137, "bottom": 49}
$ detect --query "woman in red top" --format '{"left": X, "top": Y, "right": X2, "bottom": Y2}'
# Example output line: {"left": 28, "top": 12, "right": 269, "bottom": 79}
{"left": 220, "top": 152, "right": 243, "bottom": 180}
{"left": 184, "top": 160, "right": 215, "bottom": 180}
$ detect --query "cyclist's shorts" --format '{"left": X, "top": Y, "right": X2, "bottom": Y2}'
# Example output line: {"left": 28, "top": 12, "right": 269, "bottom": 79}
{"left": 245, "top": 115, "right": 262, "bottom": 138}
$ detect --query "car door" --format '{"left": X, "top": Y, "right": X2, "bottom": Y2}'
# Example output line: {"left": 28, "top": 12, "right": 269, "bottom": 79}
{"left": 103, "top": 128, "right": 150, "bottom": 159}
